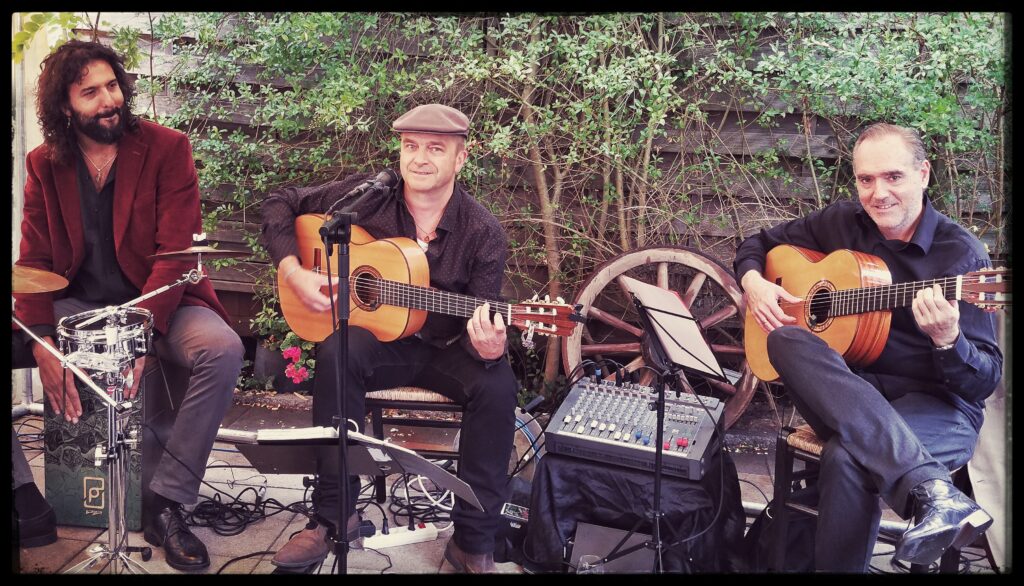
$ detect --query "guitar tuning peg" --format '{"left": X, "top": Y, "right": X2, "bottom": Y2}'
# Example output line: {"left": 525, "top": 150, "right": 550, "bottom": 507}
{"left": 531, "top": 294, "right": 539, "bottom": 301}
{"left": 544, "top": 295, "right": 550, "bottom": 302}
{"left": 555, "top": 296, "right": 564, "bottom": 304}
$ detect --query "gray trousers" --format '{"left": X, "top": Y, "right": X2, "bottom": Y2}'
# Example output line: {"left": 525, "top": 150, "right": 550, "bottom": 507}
{"left": 51, "top": 298, "right": 244, "bottom": 505}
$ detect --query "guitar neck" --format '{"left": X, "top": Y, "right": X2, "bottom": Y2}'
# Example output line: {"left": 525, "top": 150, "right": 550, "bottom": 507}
{"left": 359, "top": 277, "right": 511, "bottom": 320}
{"left": 832, "top": 276, "right": 961, "bottom": 317}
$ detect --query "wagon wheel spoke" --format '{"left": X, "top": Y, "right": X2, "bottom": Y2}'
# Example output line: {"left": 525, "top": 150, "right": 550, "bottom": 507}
{"left": 562, "top": 246, "right": 761, "bottom": 430}
{"left": 586, "top": 305, "right": 643, "bottom": 338}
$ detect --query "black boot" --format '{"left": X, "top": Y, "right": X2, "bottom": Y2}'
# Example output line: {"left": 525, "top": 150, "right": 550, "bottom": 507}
{"left": 15, "top": 483, "right": 57, "bottom": 548}
{"left": 143, "top": 499, "right": 210, "bottom": 571}
{"left": 893, "top": 478, "right": 992, "bottom": 566}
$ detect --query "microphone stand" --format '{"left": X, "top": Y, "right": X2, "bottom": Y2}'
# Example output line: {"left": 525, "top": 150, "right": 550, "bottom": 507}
{"left": 319, "top": 211, "right": 356, "bottom": 574}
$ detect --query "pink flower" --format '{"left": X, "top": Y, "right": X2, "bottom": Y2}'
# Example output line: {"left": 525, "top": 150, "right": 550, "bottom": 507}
{"left": 284, "top": 362, "right": 309, "bottom": 384}
{"left": 282, "top": 347, "right": 301, "bottom": 362}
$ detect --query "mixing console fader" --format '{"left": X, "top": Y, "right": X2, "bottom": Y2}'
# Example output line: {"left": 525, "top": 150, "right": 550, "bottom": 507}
{"left": 543, "top": 377, "right": 723, "bottom": 480}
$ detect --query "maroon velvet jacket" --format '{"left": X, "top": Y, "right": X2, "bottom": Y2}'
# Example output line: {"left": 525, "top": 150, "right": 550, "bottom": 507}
{"left": 14, "top": 119, "right": 229, "bottom": 336}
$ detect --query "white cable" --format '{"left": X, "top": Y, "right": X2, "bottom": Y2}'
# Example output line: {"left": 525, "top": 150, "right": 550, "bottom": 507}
{"left": 412, "top": 474, "right": 454, "bottom": 511}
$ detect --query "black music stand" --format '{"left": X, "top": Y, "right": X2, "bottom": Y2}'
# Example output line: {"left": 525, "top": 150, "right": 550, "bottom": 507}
{"left": 243, "top": 427, "right": 484, "bottom": 511}
{"left": 597, "top": 276, "right": 727, "bottom": 573}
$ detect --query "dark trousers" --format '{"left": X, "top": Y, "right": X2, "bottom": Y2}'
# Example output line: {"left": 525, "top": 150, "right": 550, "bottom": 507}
{"left": 767, "top": 327, "right": 979, "bottom": 572}
{"left": 311, "top": 326, "right": 518, "bottom": 555}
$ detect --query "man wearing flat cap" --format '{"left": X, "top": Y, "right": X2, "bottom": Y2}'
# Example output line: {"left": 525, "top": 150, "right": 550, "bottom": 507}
{"left": 261, "top": 103, "right": 516, "bottom": 573}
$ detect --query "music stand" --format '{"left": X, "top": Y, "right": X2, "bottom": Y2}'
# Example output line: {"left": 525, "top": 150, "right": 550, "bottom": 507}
{"left": 245, "top": 427, "right": 484, "bottom": 511}
{"left": 597, "top": 276, "right": 726, "bottom": 573}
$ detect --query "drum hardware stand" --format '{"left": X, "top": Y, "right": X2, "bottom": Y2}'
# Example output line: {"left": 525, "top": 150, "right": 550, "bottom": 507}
{"left": 11, "top": 250, "right": 208, "bottom": 573}
{"left": 12, "top": 315, "right": 149, "bottom": 573}
{"left": 73, "top": 267, "right": 205, "bottom": 329}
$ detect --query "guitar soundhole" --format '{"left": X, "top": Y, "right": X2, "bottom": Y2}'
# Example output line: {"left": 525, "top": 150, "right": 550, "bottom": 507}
{"left": 351, "top": 268, "right": 382, "bottom": 311}
{"left": 806, "top": 284, "right": 835, "bottom": 332}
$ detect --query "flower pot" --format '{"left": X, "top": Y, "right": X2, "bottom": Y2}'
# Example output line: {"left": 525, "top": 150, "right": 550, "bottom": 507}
{"left": 254, "top": 344, "right": 313, "bottom": 394}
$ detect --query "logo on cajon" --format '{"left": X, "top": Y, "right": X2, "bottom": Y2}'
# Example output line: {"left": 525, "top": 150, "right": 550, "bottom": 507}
{"left": 84, "top": 476, "right": 105, "bottom": 514}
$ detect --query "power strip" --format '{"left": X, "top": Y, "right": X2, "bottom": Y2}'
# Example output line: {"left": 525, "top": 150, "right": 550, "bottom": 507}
{"left": 363, "top": 522, "right": 439, "bottom": 549}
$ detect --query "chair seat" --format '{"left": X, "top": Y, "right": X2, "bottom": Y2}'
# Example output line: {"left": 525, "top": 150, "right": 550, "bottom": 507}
{"left": 786, "top": 424, "right": 824, "bottom": 456}
{"left": 365, "top": 387, "right": 455, "bottom": 404}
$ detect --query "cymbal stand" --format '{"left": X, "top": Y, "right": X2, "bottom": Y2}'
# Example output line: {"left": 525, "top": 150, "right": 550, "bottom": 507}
{"left": 74, "top": 266, "right": 204, "bottom": 329}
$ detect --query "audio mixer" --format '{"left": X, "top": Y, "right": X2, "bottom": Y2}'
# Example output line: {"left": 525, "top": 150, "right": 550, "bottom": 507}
{"left": 543, "top": 377, "right": 723, "bottom": 480}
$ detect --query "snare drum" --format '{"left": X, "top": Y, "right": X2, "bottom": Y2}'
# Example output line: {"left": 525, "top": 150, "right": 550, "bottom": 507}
{"left": 58, "top": 307, "right": 154, "bottom": 364}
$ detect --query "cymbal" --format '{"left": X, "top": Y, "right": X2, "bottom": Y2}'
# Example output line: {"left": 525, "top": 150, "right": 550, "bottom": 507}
{"left": 149, "top": 245, "right": 250, "bottom": 261}
{"left": 12, "top": 265, "right": 69, "bottom": 294}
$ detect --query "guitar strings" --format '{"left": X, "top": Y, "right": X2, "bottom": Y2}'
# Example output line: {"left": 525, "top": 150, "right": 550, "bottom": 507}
{"left": 309, "top": 267, "right": 548, "bottom": 320}
{"left": 776, "top": 274, "right": 1010, "bottom": 315}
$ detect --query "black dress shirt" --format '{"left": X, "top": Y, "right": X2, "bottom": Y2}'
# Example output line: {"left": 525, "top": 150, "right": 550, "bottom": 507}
{"left": 261, "top": 172, "right": 509, "bottom": 358}
{"left": 66, "top": 153, "right": 141, "bottom": 306}
{"left": 734, "top": 195, "right": 1002, "bottom": 428}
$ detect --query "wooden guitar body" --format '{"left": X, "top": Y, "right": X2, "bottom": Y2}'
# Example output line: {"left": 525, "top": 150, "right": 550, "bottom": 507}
{"left": 278, "top": 215, "right": 428, "bottom": 342}
{"left": 744, "top": 245, "right": 892, "bottom": 382}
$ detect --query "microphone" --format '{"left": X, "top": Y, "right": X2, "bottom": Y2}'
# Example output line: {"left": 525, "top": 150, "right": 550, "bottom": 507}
{"left": 321, "top": 170, "right": 400, "bottom": 236}
{"left": 326, "top": 169, "right": 399, "bottom": 215}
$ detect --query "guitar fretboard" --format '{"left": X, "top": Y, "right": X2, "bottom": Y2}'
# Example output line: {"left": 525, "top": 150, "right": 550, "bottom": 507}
{"left": 352, "top": 276, "right": 512, "bottom": 319}
{"left": 822, "top": 276, "right": 958, "bottom": 318}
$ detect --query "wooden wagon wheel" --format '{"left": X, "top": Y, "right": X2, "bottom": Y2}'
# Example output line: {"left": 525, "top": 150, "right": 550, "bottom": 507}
{"left": 561, "top": 246, "right": 759, "bottom": 430}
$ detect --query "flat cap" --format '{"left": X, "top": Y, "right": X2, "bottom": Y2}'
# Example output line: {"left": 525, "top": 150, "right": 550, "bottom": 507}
{"left": 392, "top": 104, "right": 470, "bottom": 137}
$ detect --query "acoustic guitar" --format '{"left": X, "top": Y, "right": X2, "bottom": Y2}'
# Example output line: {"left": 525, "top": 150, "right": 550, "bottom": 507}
{"left": 279, "top": 214, "right": 583, "bottom": 344}
{"left": 744, "top": 245, "right": 1010, "bottom": 382}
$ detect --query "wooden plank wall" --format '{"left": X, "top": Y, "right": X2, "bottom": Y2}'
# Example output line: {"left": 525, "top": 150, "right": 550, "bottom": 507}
{"left": 72, "top": 16, "right": 997, "bottom": 339}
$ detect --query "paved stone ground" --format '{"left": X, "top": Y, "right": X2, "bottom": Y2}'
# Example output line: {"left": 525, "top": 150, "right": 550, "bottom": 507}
{"left": 13, "top": 382, "right": 997, "bottom": 574}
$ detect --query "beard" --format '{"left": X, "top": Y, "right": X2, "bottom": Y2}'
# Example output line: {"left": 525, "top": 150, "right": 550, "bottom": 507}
{"left": 71, "top": 105, "right": 126, "bottom": 144}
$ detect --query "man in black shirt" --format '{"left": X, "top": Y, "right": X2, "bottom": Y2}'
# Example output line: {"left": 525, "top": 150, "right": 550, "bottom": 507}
{"left": 261, "top": 104, "right": 516, "bottom": 573}
{"left": 735, "top": 123, "right": 1000, "bottom": 572}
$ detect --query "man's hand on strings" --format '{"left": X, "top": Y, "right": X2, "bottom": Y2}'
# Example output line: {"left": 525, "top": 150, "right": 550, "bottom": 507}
{"left": 742, "top": 271, "right": 800, "bottom": 332}
{"left": 912, "top": 283, "right": 960, "bottom": 347}
{"left": 281, "top": 256, "right": 337, "bottom": 313}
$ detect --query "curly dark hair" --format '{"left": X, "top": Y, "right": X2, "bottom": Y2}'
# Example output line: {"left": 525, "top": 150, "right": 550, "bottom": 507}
{"left": 35, "top": 40, "right": 140, "bottom": 166}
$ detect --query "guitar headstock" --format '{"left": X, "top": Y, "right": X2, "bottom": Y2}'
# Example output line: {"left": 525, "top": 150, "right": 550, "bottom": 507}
{"left": 962, "top": 268, "right": 1011, "bottom": 312}
{"left": 510, "top": 295, "right": 585, "bottom": 347}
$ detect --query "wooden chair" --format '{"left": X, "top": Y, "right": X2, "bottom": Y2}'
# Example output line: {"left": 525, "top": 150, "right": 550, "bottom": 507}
{"left": 771, "top": 424, "right": 996, "bottom": 573}
{"left": 363, "top": 387, "right": 464, "bottom": 502}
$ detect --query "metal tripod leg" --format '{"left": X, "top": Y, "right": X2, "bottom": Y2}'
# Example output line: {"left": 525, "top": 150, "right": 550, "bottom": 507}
{"left": 66, "top": 544, "right": 149, "bottom": 574}
{"left": 64, "top": 357, "right": 149, "bottom": 574}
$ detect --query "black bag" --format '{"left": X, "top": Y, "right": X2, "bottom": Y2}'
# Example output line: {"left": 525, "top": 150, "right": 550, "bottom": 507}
{"left": 742, "top": 485, "right": 818, "bottom": 572}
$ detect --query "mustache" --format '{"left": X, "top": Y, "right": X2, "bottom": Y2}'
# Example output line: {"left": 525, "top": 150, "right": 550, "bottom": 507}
{"left": 95, "top": 108, "right": 120, "bottom": 120}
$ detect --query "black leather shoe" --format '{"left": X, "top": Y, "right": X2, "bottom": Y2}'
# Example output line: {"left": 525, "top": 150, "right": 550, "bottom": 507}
{"left": 894, "top": 478, "right": 993, "bottom": 566}
{"left": 143, "top": 504, "right": 210, "bottom": 571}
{"left": 18, "top": 503, "right": 57, "bottom": 548}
